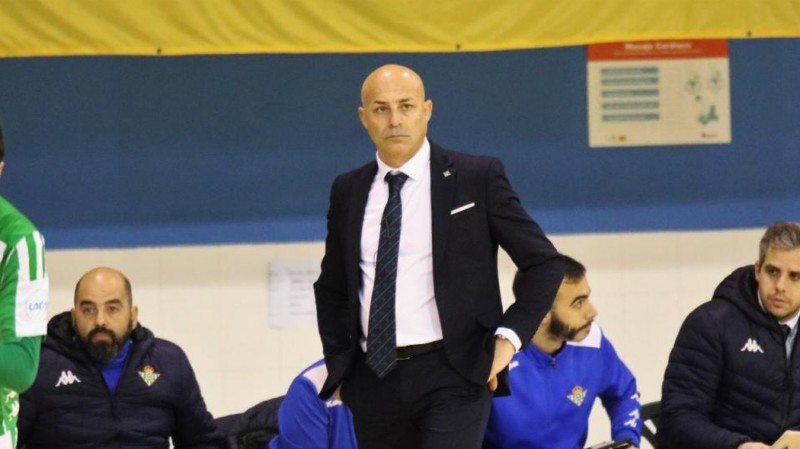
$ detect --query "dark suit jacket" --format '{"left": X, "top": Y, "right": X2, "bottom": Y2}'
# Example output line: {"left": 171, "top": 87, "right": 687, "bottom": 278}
{"left": 314, "top": 142, "right": 564, "bottom": 398}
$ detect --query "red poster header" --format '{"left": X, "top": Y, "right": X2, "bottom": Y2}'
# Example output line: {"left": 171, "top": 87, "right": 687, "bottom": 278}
{"left": 588, "top": 39, "right": 728, "bottom": 61}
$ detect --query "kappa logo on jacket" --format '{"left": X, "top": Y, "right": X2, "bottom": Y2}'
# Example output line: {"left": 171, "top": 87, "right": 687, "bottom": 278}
{"left": 740, "top": 338, "right": 764, "bottom": 353}
{"left": 55, "top": 370, "right": 82, "bottom": 387}
{"left": 624, "top": 408, "right": 640, "bottom": 428}
{"left": 325, "top": 398, "right": 344, "bottom": 408}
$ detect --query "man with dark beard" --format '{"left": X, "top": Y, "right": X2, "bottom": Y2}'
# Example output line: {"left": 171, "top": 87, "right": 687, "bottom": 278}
{"left": 483, "top": 255, "right": 641, "bottom": 449}
{"left": 17, "top": 267, "right": 223, "bottom": 449}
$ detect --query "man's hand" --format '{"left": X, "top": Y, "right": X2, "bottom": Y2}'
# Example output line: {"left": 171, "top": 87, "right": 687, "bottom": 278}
{"left": 487, "top": 336, "right": 515, "bottom": 391}
{"left": 737, "top": 443, "right": 769, "bottom": 449}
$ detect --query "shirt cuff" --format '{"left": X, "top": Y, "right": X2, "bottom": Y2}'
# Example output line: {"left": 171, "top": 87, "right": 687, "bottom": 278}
{"left": 495, "top": 327, "right": 521, "bottom": 352}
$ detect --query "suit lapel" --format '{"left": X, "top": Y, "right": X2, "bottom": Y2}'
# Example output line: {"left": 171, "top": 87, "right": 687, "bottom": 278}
{"left": 430, "top": 144, "right": 455, "bottom": 272}
{"left": 345, "top": 162, "right": 378, "bottom": 298}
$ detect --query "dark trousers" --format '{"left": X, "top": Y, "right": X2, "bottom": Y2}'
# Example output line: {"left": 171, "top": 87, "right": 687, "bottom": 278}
{"left": 341, "top": 348, "right": 492, "bottom": 449}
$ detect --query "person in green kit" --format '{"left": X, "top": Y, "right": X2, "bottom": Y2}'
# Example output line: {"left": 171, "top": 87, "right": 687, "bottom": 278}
{"left": 0, "top": 122, "right": 48, "bottom": 449}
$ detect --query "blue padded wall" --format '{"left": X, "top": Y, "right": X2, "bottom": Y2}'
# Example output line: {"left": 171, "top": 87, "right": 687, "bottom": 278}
{"left": 0, "top": 39, "right": 797, "bottom": 248}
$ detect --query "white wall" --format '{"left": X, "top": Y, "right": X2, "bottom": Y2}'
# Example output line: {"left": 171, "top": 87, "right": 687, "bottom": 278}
{"left": 46, "top": 227, "right": 764, "bottom": 448}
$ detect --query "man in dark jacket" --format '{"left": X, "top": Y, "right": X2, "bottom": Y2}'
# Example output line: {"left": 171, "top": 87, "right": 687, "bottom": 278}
{"left": 660, "top": 221, "right": 800, "bottom": 449}
{"left": 18, "top": 267, "right": 223, "bottom": 449}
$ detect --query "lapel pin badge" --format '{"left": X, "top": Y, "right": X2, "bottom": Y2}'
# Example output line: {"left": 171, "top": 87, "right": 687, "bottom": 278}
{"left": 443, "top": 170, "right": 451, "bottom": 178}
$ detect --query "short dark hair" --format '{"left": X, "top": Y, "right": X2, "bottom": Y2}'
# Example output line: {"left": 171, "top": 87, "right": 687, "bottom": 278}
{"left": 759, "top": 221, "right": 800, "bottom": 265}
{"left": 561, "top": 254, "right": 586, "bottom": 283}
{"left": 0, "top": 122, "right": 5, "bottom": 163}
{"left": 514, "top": 254, "right": 585, "bottom": 288}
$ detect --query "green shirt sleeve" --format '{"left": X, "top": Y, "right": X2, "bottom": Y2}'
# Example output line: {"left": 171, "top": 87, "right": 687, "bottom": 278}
{"left": 0, "top": 336, "right": 41, "bottom": 393}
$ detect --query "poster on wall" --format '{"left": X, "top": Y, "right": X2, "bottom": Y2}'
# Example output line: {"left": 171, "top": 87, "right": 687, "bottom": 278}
{"left": 268, "top": 260, "right": 320, "bottom": 328}
{"left": 587, "top": 39, "right": 731, "bottom": 147}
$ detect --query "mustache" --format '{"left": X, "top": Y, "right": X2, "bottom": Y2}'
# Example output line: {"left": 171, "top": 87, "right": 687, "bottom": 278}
{"left": 88, "top": 327, "right": 117, "bottom": 340}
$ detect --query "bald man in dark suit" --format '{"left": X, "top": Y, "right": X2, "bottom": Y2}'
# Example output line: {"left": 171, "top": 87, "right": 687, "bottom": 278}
{"left": 314, "top": 64, "right": 564, "bottom": 449}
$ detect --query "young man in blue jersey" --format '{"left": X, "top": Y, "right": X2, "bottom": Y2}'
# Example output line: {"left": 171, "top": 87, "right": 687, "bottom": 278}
{"left": 268, "top": 359, "right": 356, "bottom": 449}
{"left": 483, "top": 255, "right": 641, "bottom": 449}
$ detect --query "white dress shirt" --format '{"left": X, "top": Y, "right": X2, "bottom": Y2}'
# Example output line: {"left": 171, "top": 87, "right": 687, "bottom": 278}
{"left": 780, "top": 311, "right": 799, "bottom": 359}
{"left": 759, "top": 293, "right": 799, "bottom": 358}
{"left": 358, "top": 138, "right": 522, "bottom": 353}
{"left": 360, "top": 139, "right": 442, "bottom": 349}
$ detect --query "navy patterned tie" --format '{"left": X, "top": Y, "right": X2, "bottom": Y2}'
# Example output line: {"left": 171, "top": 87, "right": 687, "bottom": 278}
{"left": 366, "top": 171, "right": 409, "bottom": 378}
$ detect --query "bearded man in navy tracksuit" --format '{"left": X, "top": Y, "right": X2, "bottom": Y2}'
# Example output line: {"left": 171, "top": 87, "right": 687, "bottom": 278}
{"left": 19, "top": 267, "right": 223, "bottom": 449}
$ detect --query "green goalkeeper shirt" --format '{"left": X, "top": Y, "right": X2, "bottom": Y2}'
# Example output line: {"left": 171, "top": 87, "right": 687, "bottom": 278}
{"left": 0, "top": 196, "right": 48, "bottom": 449}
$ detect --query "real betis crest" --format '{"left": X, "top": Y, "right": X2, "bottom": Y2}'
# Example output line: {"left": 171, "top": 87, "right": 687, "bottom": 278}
{"left": 138, "top": 364, "right": 161, "bottom": 387}
{"left": 567, "top": 385, "right": 587, "bottom": 406}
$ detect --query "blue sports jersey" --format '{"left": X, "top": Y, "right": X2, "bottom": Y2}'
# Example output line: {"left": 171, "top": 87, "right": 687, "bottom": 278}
{"left": 268, "top": 359, "right": 356, "bottom": 449}
{"left": 483, "top": 323, "right": 641, "bottom": 449}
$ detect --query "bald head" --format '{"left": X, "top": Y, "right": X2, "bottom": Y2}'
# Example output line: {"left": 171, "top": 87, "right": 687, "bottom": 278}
{"left": 74, "top": 267, "right": 132, "bottom": 307}
{"left": 358, "top": 64, "right": 433, "bottom": 168}
{"left": 360, "top": 64, "right": 427, "bottom": 106}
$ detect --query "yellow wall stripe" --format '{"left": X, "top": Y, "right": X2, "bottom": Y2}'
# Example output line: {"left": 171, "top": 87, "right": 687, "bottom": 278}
{"left": 1, "top": 0, "right": 799, "bottom": 57}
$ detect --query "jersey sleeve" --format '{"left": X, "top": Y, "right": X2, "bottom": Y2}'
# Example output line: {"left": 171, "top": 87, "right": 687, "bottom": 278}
{"left": 272, "top": 374, "right": 331, "bottom": 449}
{"left": 0, "top": 231, "right": 48, "bottom": 342}
{"left": 598, "top": 335, "right": 642, "bottom": 447}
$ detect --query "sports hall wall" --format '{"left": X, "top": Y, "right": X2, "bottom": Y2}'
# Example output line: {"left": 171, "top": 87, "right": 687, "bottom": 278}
{"left": 1, "top": 39, "right": 799, "bottom": 248}
{"left": 1, "top": 2, "right": 799, "bottom": 447}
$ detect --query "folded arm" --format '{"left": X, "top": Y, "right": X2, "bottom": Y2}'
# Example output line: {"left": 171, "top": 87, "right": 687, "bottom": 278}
{"left": 0, "top": 336, "right": 41, "bottom": 393}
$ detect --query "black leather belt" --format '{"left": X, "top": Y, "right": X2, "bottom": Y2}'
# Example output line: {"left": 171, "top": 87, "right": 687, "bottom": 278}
{"left": 396, "top": 340, "right": 443, "bottom": 360}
